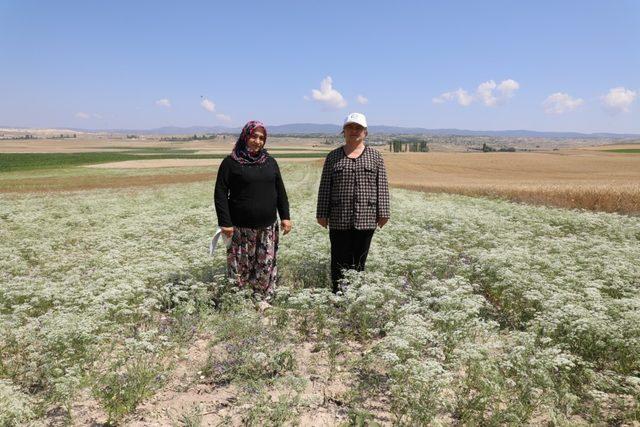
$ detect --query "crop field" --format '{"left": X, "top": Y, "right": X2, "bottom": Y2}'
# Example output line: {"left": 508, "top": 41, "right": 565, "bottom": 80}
{"left": 604, "top": 149, "right": 640, "bottom": 154}
{"left": 0, "top": 151, "right": 327, "bottom": 173}
{"left": 0, "top": 135, "right": 331, "bottom": 154}
{"left": 1, "top": 161, "right": 639, "bottom": 425}
{"left": 0, "top": 139, "right": 328, "bottom": 193}
{"left": 384, "top": 150, "right": 640, "bottom": 214}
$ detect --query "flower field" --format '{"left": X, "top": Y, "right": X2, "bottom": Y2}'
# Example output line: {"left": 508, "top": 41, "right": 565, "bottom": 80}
{"left": 1, "top": 162, "right": 639, "bottom": 425}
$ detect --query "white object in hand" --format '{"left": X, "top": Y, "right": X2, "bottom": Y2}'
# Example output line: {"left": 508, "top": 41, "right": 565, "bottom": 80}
{"left": 209, "top": 228, "right": 231, "bottom": 255}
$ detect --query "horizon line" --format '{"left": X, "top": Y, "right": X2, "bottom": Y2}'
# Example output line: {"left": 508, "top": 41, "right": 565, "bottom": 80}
{"left": 2, "top": 123, "right": 640, "bottom": 137}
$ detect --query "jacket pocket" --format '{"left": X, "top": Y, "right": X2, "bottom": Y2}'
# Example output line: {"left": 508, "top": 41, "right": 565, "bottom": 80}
{"left": 332, "top": 163, "right": 350, "bottom": 188}
{"left": 332, "top": 164, "right": 346, "bottom": 174}
{"left": 363, "top": 165, "right": 376, "bottom": 183}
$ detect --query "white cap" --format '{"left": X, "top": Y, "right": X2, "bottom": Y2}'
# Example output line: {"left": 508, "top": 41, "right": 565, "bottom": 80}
{"left": 343, "top": 112, "right": 367, "bottom": 129}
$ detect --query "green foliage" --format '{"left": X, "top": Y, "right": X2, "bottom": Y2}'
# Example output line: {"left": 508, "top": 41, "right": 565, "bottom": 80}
{"left": 201, "top": 305, "right": 296, "bottom": 386}
{"left": 0, "top": 379, "right": 35, "bottom": 426}
{"left": 603, "top": 149, "right": 640, "bottom": 153}
{"left": 174, "top": 406, "right": 203, "bottom": 427}
{"left": 92, "top": 358, "right": 164, "bottom": 425}
{"left": 389, "top": 138, "right": 429, "bottom": 152}
{"left": 241, "top": 387, "right": 303, "bottom": 426}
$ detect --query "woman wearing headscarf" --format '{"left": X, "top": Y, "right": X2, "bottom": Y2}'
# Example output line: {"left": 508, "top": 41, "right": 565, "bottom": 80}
{"left": 214, "top": 121, "right": 292, "bottom": 298}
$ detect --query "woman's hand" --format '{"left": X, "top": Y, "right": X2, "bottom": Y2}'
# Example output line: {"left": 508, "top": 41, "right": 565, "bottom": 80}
{"left": 317, "top": 218, "right": 328, "bottom": 228}
{"left": 281, "top": 219, "right": 292, "bottom": 235}
{"left": 377, "top": 217, "right": 389, "bottom": 228}
{"left": 221, "top": 226, "right": 234, "bottom": 238}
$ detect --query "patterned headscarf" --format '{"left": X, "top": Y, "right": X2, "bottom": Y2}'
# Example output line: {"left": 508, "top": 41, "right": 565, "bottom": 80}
{"left": 231, "top": 120, "right": 269, "bottom": 165}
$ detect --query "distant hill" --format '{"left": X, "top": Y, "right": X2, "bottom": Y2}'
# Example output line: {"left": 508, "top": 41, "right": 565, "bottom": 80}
{"left": 4, "top": 124, "right": 639, "bottom": 139}
{"left": 125, "top": 125, "right": 640, "bottom": 138}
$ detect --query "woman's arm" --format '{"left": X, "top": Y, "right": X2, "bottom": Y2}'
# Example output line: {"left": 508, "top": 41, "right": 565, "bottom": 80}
{"left": 316, "top": 153, "right": 333, "bottom": 225}
{"left": 377, "top": 155, "right": 390, "bottom": 224}
{"left": 213, "top": 158, "right": 233, "bottom": 228}
{"left": 274, "top": 159, "right": 290, "bottom": 221}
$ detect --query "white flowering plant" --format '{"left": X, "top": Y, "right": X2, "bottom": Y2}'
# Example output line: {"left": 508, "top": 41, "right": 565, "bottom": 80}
{"left": 1, "top": 163, "right": 639, "bottom": 424}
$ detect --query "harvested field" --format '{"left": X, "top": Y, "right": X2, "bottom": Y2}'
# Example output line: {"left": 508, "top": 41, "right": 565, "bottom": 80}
{"left": 581, "top": 143, "right": 640, "bottom": 151}
{"left": 0, "top": 172, "right": 216, "bottom": 192}
{"left": 0, "top": 151, "right": 326, "bottom": 173}
{"left": 0, "top": 160, "right": 326, "bottom": 192}
{"left": 0, "top": 135, "right": 330, "bottom": 153}
{"left": 3, "top": 141, "right": 640, "bottom": 214}
{"left": 86, "top": 157, "right": 319, "bottom": 169}
{"left": 384, "top": 151, "right": 640, "bottom": 214}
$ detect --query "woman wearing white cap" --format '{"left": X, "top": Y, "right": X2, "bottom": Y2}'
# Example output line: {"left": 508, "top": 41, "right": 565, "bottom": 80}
{"left": 316, "top": 112, "right": 390, "bottom": 292}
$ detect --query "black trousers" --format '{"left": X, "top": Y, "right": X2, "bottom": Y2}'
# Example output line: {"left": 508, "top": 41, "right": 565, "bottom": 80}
{"left": 329, "top": 228, "right": 375, "bottom": 293}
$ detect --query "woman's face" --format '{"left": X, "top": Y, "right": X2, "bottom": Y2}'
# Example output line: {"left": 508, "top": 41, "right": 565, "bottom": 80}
{"left": 247, "top": 128, "right": 266, "bottom": 153}
{"left": 343, "top": 123, "right": 367, "bottom": 145}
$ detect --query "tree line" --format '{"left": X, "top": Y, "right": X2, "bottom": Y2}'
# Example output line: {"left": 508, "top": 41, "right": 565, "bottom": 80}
{"left": 388, "top": 139, "right": 430, "bottom": 153}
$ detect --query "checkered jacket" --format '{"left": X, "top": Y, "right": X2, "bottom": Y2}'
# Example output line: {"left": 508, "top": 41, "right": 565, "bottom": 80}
{"left": 316, "top": 145, "right": 390, "bottom": 230}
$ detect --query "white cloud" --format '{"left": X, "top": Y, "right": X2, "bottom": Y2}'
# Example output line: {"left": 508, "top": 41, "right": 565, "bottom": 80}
{"left": 602, "top": 87, "right": 637, "bottom": 113}
{"left": 307, "top": 76, "right": 347, "bottom": 109}
{"left": 92, "top": 113, "right": 102, "bottom": 119}
{"left": 433, "top": 79, "right": 520, "bottom": 107}
{"left": 156, "top": 98, "right": 171, "bottom": 108}
{"left": 543, "top": 92, "right": 584, "bottom": 114}
{"left": 432, "top": 88, "right": 473, "bottom": 106}
{"left": 356, "top": 94, "right": 369, "bottom": 105}
{"left": 216, "top": 113, "right": 232, "bottom": 123}
{"left": 200, "top": 98, "right": 216, "bottom": 112}
{"left": 497, "top": 79, "right": 520, "bottom": 98}
{"left": 75, "top": 112, "right": 90, "bottom": 119}
{"left": 477, "top": 80, "right": 498, "bottom": 106}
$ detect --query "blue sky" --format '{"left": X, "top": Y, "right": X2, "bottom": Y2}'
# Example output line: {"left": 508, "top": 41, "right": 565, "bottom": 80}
{"left": 1, "top": 0, "right": 639, "bottom": 133}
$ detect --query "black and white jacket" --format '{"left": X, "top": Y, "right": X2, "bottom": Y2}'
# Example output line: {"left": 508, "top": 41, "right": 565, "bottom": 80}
{"left": 316, "top": 145, "right": 390, "bottom": 230}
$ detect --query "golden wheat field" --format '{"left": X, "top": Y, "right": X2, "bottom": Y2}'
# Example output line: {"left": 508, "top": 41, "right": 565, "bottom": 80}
{"left": 384, "top": 148, "right": 640, "bottom": 214}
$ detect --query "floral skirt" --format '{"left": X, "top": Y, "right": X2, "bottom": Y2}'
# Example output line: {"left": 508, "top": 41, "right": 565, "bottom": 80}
{"left": 227, "top": 222, "right": 279, "bottom": 297}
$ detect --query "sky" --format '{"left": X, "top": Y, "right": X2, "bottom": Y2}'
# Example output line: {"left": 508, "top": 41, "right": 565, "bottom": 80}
{"left": 1, "top": 0, "right": 639, "bottom": 133}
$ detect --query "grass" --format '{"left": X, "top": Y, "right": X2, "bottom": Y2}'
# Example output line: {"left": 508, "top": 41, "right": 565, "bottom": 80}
{"left": 0, "top": 151, "right": 326, "bottom": 173}
{"left": 108, "top": 147, "right": 201, "bottom": 154}
{"left": 604, "top": 149, "right": 640, "bottom": 153}
{"left": 92, "top": 357, "right": 165, "bottom": 425}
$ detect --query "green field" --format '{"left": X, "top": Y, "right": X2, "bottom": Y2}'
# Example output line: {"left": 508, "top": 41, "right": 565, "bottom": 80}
{"left": 0, "top": 151, "right": 326, "bottom": 173}
{"left": 603, "top": 149, "right": 640, "bottom": 153}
